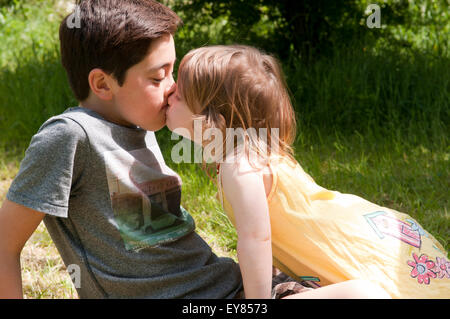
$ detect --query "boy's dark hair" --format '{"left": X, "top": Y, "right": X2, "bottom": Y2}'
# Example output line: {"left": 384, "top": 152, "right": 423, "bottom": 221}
{"left": 59, "top": 0, "right": 182, "bottom": 101}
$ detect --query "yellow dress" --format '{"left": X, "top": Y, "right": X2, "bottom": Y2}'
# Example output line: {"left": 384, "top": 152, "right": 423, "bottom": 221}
{"left": 217, "top": 155, "right": 449, "bottom": 298}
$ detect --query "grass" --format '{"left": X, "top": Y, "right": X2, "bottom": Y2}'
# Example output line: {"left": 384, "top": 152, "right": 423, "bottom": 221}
{"left": 0, "top": 0, "right": 448, "bottom": 298}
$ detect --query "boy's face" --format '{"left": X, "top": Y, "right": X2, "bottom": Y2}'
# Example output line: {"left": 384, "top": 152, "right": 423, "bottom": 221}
{"left": 108, "top": 34, "right": 176, "bottom": 131}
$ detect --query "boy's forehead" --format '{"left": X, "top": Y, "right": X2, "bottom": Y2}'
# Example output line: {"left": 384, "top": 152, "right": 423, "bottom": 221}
{"left": 142, "top": 34, "right": 176, "bottom": 71}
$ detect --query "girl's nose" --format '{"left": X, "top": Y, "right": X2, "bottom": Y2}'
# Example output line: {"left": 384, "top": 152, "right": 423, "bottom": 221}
{"left": 167, "top": 81, "right": 177, "bottom": 103}
{"left": 166, "top": 75, "right": 176, "bottom": 95}
{"left": 168, "top": 86, "right": 177, "bottom": 105}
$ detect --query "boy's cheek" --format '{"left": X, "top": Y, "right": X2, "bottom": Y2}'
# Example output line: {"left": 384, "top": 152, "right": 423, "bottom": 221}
{"left": 146, "top": 88, "right": 166, "bottom": 106}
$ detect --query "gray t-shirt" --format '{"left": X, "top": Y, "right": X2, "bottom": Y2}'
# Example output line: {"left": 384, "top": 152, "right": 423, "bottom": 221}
{"left": 7, "top": 107, "right": 242, "bottom": 298}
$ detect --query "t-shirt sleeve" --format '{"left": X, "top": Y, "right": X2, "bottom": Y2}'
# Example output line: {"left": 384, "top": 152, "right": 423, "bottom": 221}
{"left": 6, "top": 117, "right": 89, "bottom": 218}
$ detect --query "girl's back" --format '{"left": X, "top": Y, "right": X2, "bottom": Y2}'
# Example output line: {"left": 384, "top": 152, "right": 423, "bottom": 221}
{"left": 218, "top": 154, "right": 449, "bottom": 298}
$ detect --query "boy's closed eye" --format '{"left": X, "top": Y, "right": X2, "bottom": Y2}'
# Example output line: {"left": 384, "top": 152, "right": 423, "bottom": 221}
{"left": 150, "top": 71, "right": 174, "bottom": 84}
{"left": 150, "top": 70, "right": 165, "bottom": 83}
{"left": 152, "top": 77, "right": 164, "bottom": 83}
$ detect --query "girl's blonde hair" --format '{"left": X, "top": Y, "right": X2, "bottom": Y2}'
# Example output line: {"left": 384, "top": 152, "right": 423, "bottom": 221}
{"left": 177, "top": 45, "right": 297, "bottom": 166}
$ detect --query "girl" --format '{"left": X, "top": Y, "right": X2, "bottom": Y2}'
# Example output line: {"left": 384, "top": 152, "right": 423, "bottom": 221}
{"left": 166, "top": 45, "right": 449, "bottom": 299}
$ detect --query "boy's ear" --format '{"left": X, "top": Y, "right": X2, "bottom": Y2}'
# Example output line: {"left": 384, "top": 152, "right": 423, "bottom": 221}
{"left": 88, "top": 68, "right": 114, "bottom": 101}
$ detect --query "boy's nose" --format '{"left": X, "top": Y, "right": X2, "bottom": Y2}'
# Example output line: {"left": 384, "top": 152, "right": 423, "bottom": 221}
{"left": 168, "top": 83, "right": 177, "bottom": 103}
{"left": 166, "top": 77, "right": 176, "bottom": 96}
{"left": 167, "top": 91, "right": 174, "bottom": 105}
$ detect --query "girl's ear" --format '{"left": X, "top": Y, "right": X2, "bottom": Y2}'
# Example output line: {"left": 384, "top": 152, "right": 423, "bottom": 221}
{"left": 87, "top": 68, "right": 114, "bottom": 101}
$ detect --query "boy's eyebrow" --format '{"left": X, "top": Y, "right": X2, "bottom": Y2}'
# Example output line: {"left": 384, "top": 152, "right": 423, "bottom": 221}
{"left": 147, "top": 59, "right": 177, "bottom": 73}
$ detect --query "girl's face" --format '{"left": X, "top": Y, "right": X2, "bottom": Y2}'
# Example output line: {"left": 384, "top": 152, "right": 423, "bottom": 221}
{"left": 166, "top": 85, "right": 196, "bottom": 140}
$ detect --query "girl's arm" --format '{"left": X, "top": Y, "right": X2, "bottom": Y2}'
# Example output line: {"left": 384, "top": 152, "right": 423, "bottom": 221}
{"left": 221, "top": 160, "right": 272, "bottom": 299}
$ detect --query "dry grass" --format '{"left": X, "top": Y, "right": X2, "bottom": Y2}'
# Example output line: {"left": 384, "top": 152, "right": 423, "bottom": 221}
{"left": 21, "top": 222, "right": 78, "bottom": 299}
{"left": 0, "top": 159, "right": 77, "bottom": 299}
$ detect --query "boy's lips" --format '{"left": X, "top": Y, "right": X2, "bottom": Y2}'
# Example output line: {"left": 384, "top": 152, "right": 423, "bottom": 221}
{"left": 162, "top": 103, "right": 170, "bottom": 115}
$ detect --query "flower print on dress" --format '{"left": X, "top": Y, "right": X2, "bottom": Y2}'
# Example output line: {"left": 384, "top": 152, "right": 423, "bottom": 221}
{"left": 407, "top": 252, "right": 436, "bottom": 285}
{"left": 434, "top": 257, "right": 450, "bottom": 279}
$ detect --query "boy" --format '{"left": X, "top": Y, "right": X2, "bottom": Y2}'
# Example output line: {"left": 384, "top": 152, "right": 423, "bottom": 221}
{"left": 0, "top": 0, "right": 242, "bottom": 298}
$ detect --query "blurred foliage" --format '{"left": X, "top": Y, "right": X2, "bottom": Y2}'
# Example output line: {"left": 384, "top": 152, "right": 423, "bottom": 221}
{"left": 0, "top": 0, "right": 448, "bottom": 143}
{"left": 0, "top": 0, "right": 13, "bottom": 6}
{"left": 3, "top": 0, "right": 448, "bottom": 61}
{"left": 0, "top": 0, "right": 61, "bottom": 68}
{"left": 165, "top": 0, "right": 449, "bottom": 61}
{"left": 0, "top": 0, "right": 42, "bottom": 9}
{"left": 162, "top": 0, "right": 449, "bottom": 139}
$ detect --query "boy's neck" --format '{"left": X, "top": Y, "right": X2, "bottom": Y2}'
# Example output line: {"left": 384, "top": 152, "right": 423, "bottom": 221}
{"left": 80, "top": 95, "right": 134, "bottom": 128}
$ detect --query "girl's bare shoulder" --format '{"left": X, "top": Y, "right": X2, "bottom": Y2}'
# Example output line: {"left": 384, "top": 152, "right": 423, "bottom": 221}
{"left": 221, "top": 154, "right": 272, "bottom": 196}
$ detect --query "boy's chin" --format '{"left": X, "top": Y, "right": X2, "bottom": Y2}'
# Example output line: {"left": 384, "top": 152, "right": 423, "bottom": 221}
{"left": 141, "top": 120, "right": 166, "bottom": 132}
{"left": 150, "top": 124, "right": 166, "bottom": 132}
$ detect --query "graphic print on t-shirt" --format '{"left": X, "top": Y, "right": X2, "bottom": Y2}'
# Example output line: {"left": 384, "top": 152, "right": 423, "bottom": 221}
{"left": 104, "top": 148, "right": 194, "bottom": 251}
